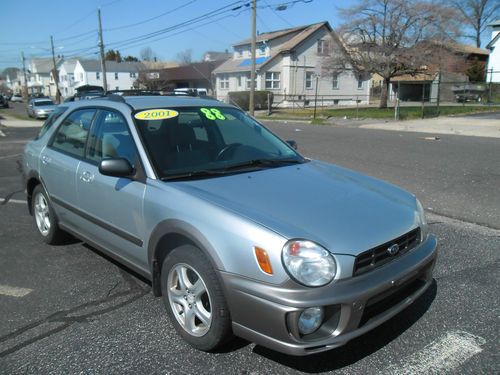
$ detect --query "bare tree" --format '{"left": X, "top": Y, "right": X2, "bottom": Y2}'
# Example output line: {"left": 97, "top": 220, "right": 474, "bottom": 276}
{"left": 326, "top": 0, "right": 461, "bottom": 108}
{"left": 452, "top": 0, "right": 499, "bottom": 47}
{"left": 140, "top": 47, "right": 157, "bottom": 62}
{"left": 176, "top": 49, "right": 192, "bottom": 65}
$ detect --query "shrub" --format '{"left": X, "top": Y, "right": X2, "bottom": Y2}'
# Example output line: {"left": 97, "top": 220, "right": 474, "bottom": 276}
{"left": 228, "top": 91, "right": 273, "bottom": 111}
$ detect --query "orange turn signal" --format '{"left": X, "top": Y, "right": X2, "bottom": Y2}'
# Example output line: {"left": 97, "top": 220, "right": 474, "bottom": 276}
{"left": 254, "top": 247, "right": 273, "bottom": 275}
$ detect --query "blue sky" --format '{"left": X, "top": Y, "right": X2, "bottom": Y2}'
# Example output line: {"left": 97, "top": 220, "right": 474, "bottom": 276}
{"left": 0, "top": 0, "right": 493, "bottom": 71}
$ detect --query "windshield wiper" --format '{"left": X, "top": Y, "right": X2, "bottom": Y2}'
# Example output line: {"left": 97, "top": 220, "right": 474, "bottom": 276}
{"left": 161, "top": 169, "right": 228, "bottom": 181}
{"left": 222, "top": 158, "right": 304, "bottom": 171}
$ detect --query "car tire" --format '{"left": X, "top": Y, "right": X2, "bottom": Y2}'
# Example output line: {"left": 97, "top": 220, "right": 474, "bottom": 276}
{"left": 31, "top": 184, "right": 66, "bottom": 244}
{"left": 160, "top": 245, "right": 233, "bottom": 351}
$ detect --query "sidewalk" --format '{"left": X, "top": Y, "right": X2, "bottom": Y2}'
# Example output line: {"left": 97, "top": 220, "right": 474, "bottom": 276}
{"left": 0, "top": 115, "right": 41, "bottom": 128}
{"left": 359, "top": 116, "right": 500, "bottom": 138}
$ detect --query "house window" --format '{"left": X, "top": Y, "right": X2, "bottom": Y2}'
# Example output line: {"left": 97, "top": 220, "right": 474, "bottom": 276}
{"left": 114, "top": 72, "right": 119, "bottom": 80}
{"left": 265, "top": 72, "right": 280, "bottom": 89}
{"left": 357, "top": 76, "right": 363, "bottom": 89}
{"left": 96, "top": 72, "right": 100, "bottom": 80}
{"left": 317, "top": 40, "right": 329, "bottom": 55}
{"left": 238, "top": 74, "right": 242, "bottom": 87}
{"left": 244, "top": 73, "right": 257, "bottom": 89}
{"left": 332, "top": 73, "right": 339, "bottom": 89}
{"left": 130, "top": 72, "right": 136, "bottom": 78}
{"left": 115, "top": 86, "right": 119, "bottom": 90}
{"left": 219, "top": 74, "right": 229, "bottom": 89}
{"left": 305, "top": 72, "right": 314, "bottom": 89}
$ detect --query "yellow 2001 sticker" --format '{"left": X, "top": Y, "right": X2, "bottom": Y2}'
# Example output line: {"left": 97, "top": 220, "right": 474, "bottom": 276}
{"left": 134, "top": 109, "right": 179, "bottom": 120}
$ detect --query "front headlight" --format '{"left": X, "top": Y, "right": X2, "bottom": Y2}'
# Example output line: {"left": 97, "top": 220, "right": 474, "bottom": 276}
{"left": 416, "top": 199, "right": 429, "bottom": 242}
{"left": 282, "top": 240, "right": 336, "bottom": 287}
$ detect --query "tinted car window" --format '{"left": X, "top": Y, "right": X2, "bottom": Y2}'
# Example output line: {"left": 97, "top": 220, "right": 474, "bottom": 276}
{"left": 51, "top": 109, "right": 96, "bottom": 158}
{"left": 87, "top": 110, "right": 137, "bottom": 166}
{"left": 134, "top": 106, "right": 300, "bottom": 177}
{"left": 37, "top": 106, "right": 69, "bottom": 139}
{"left": 34, "top": 100, "right": 54, "bottom": 106}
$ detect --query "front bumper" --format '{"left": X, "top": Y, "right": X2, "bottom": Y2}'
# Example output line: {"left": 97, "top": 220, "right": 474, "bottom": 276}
{"left": 35, "top": 112, "right": 51, "bottom": 119}
{"left": 221, "top": 234, "right": 437, "bottom": 356}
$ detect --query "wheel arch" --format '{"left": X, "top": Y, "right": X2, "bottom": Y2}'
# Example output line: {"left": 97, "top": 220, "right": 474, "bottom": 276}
{"left": 26, "top": 171, "right": 43, "bottom": 215}
{"left": 148, "top": 219, "right": 225, "bottom": 297}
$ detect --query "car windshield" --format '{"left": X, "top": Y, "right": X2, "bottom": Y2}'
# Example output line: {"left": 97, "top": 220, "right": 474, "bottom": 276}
{"left": 34, "top": 100, "right": 54, "bottom": 106}
{"left": 134, "top": 106, "right": 304, "bottom": 180}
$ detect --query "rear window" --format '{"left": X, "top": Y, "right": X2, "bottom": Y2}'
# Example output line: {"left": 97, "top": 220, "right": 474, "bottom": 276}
{"left": 34, "top": 100, "right": 54, "bottom": 106}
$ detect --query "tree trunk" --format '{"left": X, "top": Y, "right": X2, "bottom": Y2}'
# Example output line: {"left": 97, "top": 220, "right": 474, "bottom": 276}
{"left": 379, "top": 77, "right": 391, "bottom": 108}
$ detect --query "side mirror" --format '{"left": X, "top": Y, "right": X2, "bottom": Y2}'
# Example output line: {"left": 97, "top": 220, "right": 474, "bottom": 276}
{"left": 286, "top": 140, "right": 298, "bottom": 150}
{"left": 99, "top": 158, "right": 134, "bottom": 178}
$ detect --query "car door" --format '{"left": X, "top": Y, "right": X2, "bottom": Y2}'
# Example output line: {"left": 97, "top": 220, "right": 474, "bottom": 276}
{"left": 76, "top": 109, "right": 147, "bottom": 270}
{"left": 40, "top": 108, "right": 96, "bottom": 227}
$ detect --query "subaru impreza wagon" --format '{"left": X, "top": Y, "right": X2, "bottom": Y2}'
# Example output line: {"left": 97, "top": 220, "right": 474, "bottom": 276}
{"left": 23, "top": 95, "right": 437, "bottom": 355}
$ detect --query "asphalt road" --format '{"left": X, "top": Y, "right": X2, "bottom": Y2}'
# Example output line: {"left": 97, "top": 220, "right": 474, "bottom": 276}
{"left": 265, "top": 120, "right": 500, "bottom": 229}
{"left": 0, "top": 124, "right": 499, "bottom": 374}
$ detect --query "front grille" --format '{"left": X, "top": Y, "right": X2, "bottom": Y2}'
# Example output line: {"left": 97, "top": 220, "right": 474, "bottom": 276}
{"left": 353, "top": 228, "right": 421, "bottom": 276}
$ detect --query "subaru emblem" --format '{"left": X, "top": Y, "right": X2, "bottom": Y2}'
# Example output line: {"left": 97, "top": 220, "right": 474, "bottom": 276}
{"left": 387, "top": 244, "right": 400, "bottom": 256}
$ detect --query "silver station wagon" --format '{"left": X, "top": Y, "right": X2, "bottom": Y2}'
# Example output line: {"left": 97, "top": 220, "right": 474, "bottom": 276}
{"left": 23, "top": 95, "right": 437, "bottom": 355}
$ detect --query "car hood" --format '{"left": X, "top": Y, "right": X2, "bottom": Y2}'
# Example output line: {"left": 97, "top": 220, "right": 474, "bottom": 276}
{"left": 173, "top": 160, "right": 420, "bottom": 256}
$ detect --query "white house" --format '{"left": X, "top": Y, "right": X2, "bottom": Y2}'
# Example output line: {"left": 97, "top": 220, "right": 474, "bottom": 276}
{"left": 58, "top": 60, "right": 77, "bottom": 98}
{"left": 27, "top": 58, "right": 63, "bottom": 97}
{"left": 213, "top": 21, "right": 371, "bottom": 107}
{"left": 486, "top": 19, "right": 500, "bottom": 83}
{"left": 73, "top": 60, "right": 144, "bottom": 91}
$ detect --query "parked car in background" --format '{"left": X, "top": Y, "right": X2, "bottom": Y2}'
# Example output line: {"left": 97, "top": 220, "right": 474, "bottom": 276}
{"left": 27, "top": 98, "right": 57, "bottom": 119}
{"left": 10, "top": 94, "right": 23, "bottom": 103}
{"left": 23, "top": 95, "right": 437, "bottom": 356}
{"left": 0, "top": 95, "right": 9, "bottom": 108}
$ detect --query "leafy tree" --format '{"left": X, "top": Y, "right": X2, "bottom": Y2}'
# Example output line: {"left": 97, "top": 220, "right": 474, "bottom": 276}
{"left": 466, "top": 58, "right": 486, "bottom": 81}
{"left": 105, "top": 49, "right": 122, "bottom": 62}
{"left": 123, "top": 55, "right": 139, "bottom": 62}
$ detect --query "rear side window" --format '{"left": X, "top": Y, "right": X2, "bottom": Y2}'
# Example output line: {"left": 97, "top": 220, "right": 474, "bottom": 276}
{"left": 37, "top": 106, "right": 68, "bottom": 139}
{"left": 51, "top": 109, "right": 96, "bottom": 158}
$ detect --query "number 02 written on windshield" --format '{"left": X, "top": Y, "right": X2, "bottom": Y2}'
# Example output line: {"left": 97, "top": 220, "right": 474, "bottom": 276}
{"left": 200, "top": 108, "right": 226, "bottom": 121}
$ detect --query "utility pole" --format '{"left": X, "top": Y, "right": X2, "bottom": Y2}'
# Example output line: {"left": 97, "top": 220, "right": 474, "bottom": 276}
{"left": 98, "top": 8, "right": 108, "bottom": 94}
{"left": 50, "top": 35, "right": 61, "bottom": 103}
{"left": 249, "top": 0, "right": 256, "bottom": 116}
{"left": 21, "top": 52, "right": 29, "bottom": 98}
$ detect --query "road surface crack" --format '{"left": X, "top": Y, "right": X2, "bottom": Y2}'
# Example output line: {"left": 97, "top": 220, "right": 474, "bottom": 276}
{"left": 0, "top": 282, "right": 149, "bottom": 357}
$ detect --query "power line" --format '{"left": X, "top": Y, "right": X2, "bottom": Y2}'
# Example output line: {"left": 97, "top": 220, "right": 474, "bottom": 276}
{"left": 262, "top": 0, "right": 294, "bottom": 27}
{"left": 103, "top": 0, "right": 198, "bottom": 31}
{"left": 106, "top": 1, "right": 247, "bottom": 49}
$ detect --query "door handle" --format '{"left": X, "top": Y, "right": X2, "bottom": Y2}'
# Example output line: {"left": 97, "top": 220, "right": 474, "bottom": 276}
{"left": 80, "top": 171, "right": 94, "bottom": 183}
{"left": 41, "top": 155, "right": 51, "bottom": 164}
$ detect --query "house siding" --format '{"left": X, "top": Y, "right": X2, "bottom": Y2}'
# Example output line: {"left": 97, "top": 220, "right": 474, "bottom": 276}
{"left": 214, "top": 23, "right": 370, "bottom": 106}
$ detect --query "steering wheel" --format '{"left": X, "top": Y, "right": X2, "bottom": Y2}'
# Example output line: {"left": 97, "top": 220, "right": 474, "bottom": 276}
{"left": 216, "top": 143, "right": 242, "bottom": 161}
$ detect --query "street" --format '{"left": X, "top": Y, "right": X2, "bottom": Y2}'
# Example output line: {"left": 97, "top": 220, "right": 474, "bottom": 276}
{"left": 0, "top": 122, "right": 499, "bottom": 374}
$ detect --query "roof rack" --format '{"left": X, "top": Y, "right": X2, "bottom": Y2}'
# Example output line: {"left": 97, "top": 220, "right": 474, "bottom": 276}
{"left": 106, "top": 89, "right": 161, "bottom": 96}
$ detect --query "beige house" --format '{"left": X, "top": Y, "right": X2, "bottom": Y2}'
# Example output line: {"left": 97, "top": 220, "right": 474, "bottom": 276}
{"left": 213, "top": 21, "right": 371, "bottom": 107}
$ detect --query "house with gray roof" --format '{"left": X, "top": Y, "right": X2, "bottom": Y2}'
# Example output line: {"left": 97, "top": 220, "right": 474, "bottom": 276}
{"left": 27, "top": 58, "right": 64, "bottom": 97}
{"left": 58, "top": 60, "right": 77, "bottom": 98}
{"left": 73, "top": 60, "right": 145, "bottom": 91}
{"left": 213, "top": 21, "right": 370, "bottom": 107}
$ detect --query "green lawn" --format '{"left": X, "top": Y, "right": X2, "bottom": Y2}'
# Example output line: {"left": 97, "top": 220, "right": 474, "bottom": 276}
{"left": 258, "top": 105, "right": 500, "bottom": 121}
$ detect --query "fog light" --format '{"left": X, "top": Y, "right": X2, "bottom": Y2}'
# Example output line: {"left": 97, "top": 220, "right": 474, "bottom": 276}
{"left": 298, "top": 307, "right": 324, "bottom": 335}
